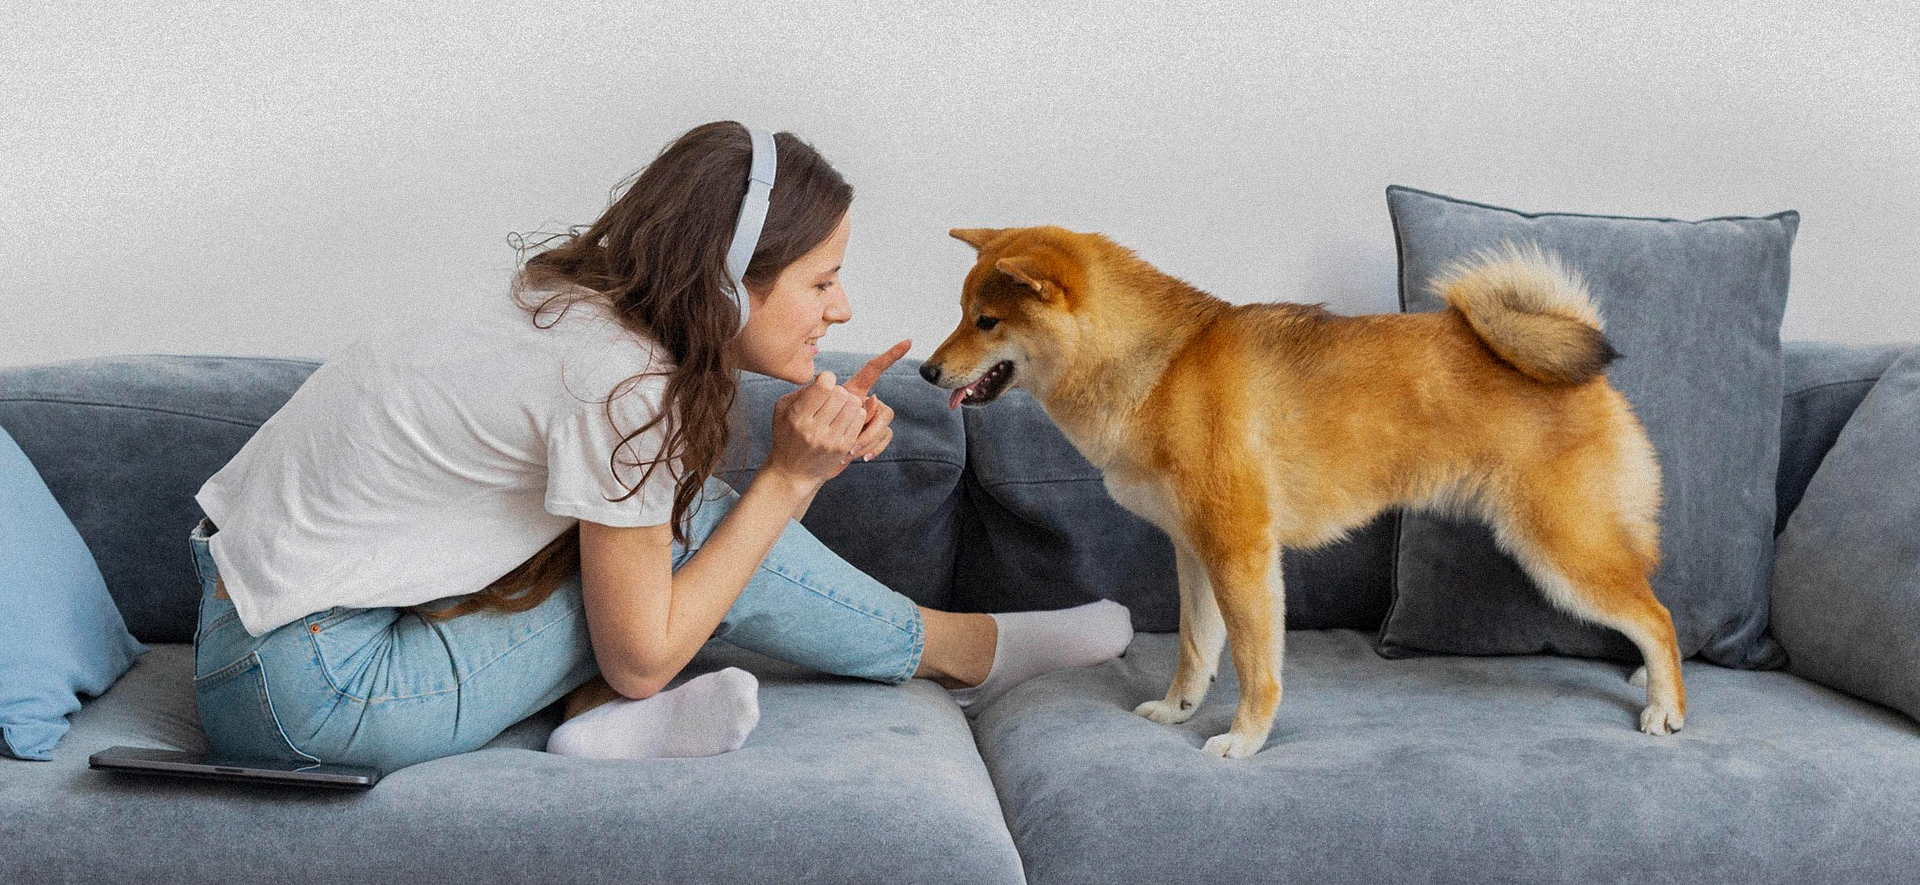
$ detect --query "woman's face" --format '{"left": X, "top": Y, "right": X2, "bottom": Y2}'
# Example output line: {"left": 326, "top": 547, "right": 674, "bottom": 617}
{"left": 736, "top": 212, "right": 853, "bottom": 384}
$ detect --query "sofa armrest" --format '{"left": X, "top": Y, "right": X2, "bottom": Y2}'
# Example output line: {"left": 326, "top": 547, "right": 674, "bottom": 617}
{"left": 1777, "top": 340, "right": 1916, "bottom": 532}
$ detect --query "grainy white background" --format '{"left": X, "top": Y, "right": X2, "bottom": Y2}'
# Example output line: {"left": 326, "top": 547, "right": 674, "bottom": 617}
{"left": 3, "top": 0, "right": 1916, "bottom": 367}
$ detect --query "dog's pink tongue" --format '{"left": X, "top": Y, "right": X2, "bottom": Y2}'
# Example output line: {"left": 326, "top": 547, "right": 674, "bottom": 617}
{"left": 948, "top": 387, "right": 968, "bottom": 410}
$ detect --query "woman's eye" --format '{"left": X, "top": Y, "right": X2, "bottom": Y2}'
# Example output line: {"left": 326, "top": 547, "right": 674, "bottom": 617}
{"left": 976, "top": 316, "right": 1000, "bottom": 331}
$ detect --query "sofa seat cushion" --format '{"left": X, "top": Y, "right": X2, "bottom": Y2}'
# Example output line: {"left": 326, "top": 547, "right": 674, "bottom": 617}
{"left": 1, "top": 644, "right": 1025, "bottom": 885}
{"left": 972, "top": 631, "right": 1920, "bottom": 885}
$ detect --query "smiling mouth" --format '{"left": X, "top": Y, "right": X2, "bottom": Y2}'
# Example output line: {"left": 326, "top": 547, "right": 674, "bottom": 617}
{"left": 949, "top": 360, "right": 1016, "bottom": 409}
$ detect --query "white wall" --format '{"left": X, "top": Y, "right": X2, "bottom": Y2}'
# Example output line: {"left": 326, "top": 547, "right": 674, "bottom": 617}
{"left": 4, "top": 1, "right": 1916, "bottom": 368}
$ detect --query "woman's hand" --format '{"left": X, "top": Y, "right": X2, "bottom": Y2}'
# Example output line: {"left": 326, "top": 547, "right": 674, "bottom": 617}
{"left": 765, "top": 372, "right": 869, "bottom": 493}
{"left": 848, "top": 395, "right": 896, "bottom": 464}
{"left": 760, "top": 341, "right": 910, "bottom": 497}
{"left": 841, "top": 340, "right": 909, "bottom": 468}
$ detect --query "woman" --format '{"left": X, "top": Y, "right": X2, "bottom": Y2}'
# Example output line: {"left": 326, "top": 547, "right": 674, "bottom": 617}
{"left": 186, "top": 122, "right": 1132, "bottom": 772}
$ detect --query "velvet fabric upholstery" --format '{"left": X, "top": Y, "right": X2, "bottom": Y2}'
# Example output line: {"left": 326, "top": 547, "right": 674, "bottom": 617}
{"left": 717, "top": 351, "right": 967, "bottom": 610}
{"left": 1771, "top": 348, "right": 1920, "bottom": 726}
{"left": 972, "top": 631, "right": 1920, "bottom": 885}
{"left": 1775, "top": 340, "right": 1913, "bottom": 531}
{"left": 0, "top": 643, "right": 1026, "bottom": 885}
{"left": 0, "top": 356, "right": 322, "bottom": 644}
{"left": 10, "top": 342, "right": 1920, "bottom": 884}
{"left": 1380, "top": 186, "right": 1797, "bottom": 668}
{"left": 950, "top": 389, "right": 1396, "bottom": 632}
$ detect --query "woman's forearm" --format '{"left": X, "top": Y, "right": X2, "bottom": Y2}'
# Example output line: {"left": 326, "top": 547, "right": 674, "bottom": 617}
{"left": 789, "top": 483, "right": 821, "bottom": 522}
{"left": 642, "top": 469, "right": 816, "bottom": 687}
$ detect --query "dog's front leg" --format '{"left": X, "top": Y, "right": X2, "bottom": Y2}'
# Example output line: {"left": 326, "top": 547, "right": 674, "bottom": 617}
{"left": 1196, "top": 533, "right": 1286, "bottom": 759}
{"left": 1135, "top": 541, "right": 1224, "bottom": 725}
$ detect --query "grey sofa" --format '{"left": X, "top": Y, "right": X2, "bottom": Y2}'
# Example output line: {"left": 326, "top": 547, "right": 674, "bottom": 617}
{"left": 3, "top": 342, "right": 1917, "bottom": 884}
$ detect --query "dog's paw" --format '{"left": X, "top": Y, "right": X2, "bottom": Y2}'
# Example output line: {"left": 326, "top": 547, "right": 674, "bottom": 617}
{"left": 1134, "top": 698, "right": 1198, "bottom": 725}
{"left": 1628, "top": 665, "right": 1648, "bottom": 688}
{"left": 1202, "top": 731, "right": 1265, "bottom": 759}
{"left": 1639, "top": 703, "right": 1685, "bottom": 736}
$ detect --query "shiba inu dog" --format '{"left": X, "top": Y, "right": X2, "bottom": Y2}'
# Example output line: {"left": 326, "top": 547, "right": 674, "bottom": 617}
{"left": 920, "top": 226, "right": 1681, "bottom": 758}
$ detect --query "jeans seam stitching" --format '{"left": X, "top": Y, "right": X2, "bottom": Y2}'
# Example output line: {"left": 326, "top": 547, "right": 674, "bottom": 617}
{"left": 193, "top": 651, "right": 260, "bottom": 688}
{"left": 895, "top": 614, "right": 927, "bottom": 685}
{"left": 248, "top": 652, "right": 322, "bottom": 764}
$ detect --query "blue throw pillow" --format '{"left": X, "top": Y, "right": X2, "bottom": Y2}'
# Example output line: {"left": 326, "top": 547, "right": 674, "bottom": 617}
{"left": 1772, "top": 347, "right": 1920, "bottom": 724}
{"left": 1379, "top": 186, "right": 1797, "bottom": 668}
{"left": 0, "top": 422, "right": 147, "bottom": 761}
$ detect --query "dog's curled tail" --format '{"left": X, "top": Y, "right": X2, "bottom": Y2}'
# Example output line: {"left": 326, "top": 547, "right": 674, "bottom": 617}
{"left": 1433, "top": 242, "right": 1618, "bottom": 385}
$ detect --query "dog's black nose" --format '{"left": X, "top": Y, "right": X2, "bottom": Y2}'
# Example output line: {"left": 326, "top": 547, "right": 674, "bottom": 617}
{"left": 919, "top": 363, "right": 942, "bottom": 384}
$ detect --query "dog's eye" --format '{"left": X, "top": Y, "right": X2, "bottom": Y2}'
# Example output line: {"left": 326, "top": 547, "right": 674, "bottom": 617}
{"left": 975, "top": 316, "right": 1000, "bottom": 331}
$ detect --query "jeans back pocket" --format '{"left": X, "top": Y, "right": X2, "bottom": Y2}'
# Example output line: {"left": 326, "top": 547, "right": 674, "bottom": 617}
{"left": 192, "top": 651, "right": 320, "bottom": 764}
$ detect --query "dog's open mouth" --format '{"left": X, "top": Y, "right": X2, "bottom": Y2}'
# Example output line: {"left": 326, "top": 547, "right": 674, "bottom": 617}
{"left": 949, "top": 361, "right": 1016, "bottom": 408}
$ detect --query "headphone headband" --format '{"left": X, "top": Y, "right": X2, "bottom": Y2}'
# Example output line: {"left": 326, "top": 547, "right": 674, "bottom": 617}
{"left": 725, "top": 127, "right": 777, "bottom": 326}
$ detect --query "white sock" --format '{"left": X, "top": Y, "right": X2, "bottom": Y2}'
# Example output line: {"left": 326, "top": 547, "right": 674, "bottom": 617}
{"left": 546, "top": 667, "right": 760, "bottom": 760}
{"left": 949, "top": 599, "right": 1133, "bottom": 714}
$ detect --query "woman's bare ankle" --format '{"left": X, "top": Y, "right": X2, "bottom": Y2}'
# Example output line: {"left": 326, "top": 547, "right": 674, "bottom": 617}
{"left": 915, "top": 608, "right": 997, "bottom": 689}
{"left": 561, "top": 674, "right": 624, "bottom": 722}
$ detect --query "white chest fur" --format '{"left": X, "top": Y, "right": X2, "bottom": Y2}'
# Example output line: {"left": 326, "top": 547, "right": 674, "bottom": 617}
{"left": 1102, "top": 470, "right": 1184, "bottom": 538}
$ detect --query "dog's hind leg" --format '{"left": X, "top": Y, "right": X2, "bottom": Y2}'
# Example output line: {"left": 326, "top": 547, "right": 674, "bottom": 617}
{"left": 1491, "top": 497, "right": 1686, "bottom": 735}
{"left": 1135, "top": 540, "right": 1225, "bottom": 725}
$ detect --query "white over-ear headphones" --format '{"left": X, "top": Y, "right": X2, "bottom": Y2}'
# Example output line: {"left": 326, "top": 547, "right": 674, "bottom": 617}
{"left": 724, "top": 127, "right": 777, "bottom": 327}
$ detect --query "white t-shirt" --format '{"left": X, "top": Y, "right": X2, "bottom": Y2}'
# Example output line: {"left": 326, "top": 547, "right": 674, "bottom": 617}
{"left": 197, "top": 290, "right": 681, "bottom": 636}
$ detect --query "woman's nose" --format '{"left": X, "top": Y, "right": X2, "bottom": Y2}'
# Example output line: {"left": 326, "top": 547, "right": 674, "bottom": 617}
{"left": 825, "top": 287, "right": 852, "bottom": 324}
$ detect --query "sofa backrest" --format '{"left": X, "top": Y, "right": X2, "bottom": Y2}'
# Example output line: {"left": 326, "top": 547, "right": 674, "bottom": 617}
{"left": 1777, "top": 341, "right": 1914, "bottom": 533}
{"left": 3, "top": 342, "right": 1906, "bottom": 645}
{"left": 0, "top": 352, "right": 973, "bottom": 644}
{"left": 0, "top": 355, "right": 321, "bottom": 643}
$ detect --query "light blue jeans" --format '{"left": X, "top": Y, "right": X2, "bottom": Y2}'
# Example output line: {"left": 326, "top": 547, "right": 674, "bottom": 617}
{"left": 189, "top": 479, "right": 925, "bottom": 773}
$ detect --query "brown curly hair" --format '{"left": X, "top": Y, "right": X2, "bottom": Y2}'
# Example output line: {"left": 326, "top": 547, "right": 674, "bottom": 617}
{"left": 418, "top": 122, "right": 853, "bottom": 621}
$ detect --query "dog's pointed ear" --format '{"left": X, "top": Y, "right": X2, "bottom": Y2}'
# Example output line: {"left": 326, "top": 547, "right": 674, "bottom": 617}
{"left": 950, "top": 228, "right": 1000, "bottom": 251}
{"left": 995, "top": 255, "right": 1061, "bottom": 301}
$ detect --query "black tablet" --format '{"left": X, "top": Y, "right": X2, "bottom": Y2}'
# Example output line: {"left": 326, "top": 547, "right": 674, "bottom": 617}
{"left": 89, "top": 745, "right": 381, "bottom": 790}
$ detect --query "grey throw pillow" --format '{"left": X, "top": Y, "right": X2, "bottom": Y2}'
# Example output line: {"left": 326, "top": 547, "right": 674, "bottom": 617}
{"left": 1771, "top": 347, "right": 1920, "bottom": 723}
{"left": 1379, "top": 186, "right": 1796, "bottom": 668}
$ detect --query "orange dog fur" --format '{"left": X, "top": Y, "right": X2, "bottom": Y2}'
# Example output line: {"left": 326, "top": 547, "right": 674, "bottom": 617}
{"left": 922, "top": 226, "right": 1684, "bottom": 758}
